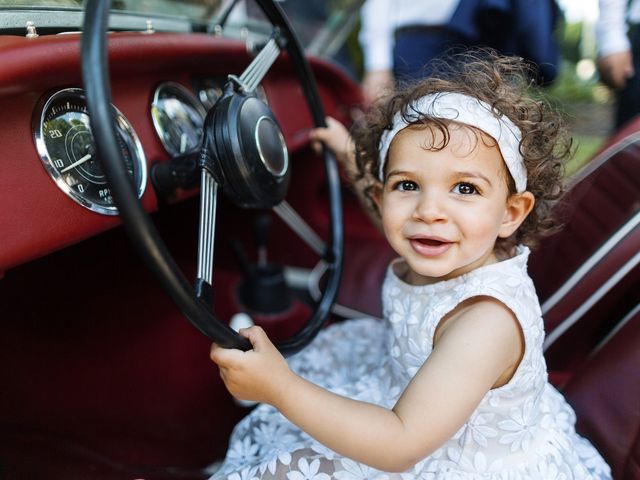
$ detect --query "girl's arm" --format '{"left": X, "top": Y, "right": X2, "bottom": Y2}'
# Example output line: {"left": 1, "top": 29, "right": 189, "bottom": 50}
{"left": 310, "top": 117, "right": 383, "bottom": 231}
{"left": 210, "top": 297, "right": 523, "bottom": 472}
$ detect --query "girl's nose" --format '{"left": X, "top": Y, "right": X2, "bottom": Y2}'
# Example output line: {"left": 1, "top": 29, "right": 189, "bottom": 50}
{"left": 413, "top": 191, "right": 447, "bottom": 223}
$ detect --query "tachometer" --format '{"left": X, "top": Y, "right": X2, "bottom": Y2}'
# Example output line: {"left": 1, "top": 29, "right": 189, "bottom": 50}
{"left": 151, "top": 82, "right": 206, "bottom": 157}
{"left": 34, "top": 88, "right": 147, "bottom": 215}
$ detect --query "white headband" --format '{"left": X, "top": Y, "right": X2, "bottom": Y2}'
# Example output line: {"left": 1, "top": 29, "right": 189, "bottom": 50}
{"left": 378, "top": 92, "right": 527, "bottom": 192}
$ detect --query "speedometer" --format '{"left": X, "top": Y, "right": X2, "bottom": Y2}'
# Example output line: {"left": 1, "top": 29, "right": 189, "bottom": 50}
{"left": 33, "top": 88, "right": 147, "bottom": 215}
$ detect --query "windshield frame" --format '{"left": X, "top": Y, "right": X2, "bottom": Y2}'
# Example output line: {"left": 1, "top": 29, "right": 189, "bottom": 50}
{"left": 0, "top": 1, "right": 363, "bottom": 58}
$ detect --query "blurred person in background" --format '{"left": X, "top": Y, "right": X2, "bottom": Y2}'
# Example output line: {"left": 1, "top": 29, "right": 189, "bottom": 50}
{"left": 596, "top": 0, "right": 640, "bottom": 128}
{"left": 359, "top": 0, "right": 560, "bottom": 105}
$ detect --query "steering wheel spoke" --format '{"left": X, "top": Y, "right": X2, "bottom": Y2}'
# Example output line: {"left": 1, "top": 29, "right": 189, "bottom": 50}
{"left": 273, "top": 201, "right": 326, "bottom": 257}
{"left": 234, "top": 35, "right": 282, "bottom": 93}
{"left": 195, "top": 169, "right": 219, "bottom": 307}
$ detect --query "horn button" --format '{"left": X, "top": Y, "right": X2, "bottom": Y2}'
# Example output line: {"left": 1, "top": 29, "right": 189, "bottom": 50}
{"left": 201, "top": 91, "right": 290, "bottom": 209}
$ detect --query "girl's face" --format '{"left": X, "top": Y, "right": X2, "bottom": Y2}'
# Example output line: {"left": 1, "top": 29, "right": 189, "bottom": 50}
{"left": 376, "top": 123, "right": 532, "bottom": 285}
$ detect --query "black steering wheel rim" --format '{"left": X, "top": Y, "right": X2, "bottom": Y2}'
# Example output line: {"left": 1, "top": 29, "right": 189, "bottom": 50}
{"left": 81, "top": 0, "right": 343, "bottom": 355}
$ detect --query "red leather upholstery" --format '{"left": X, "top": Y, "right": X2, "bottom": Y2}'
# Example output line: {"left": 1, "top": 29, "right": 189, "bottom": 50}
{"left": 528, "top": 121, "right": 640, "bottom": 374}
{"left": 331, "top": 184, "right": 396, "bottom": 318}
{"left": 563, "top": 305, "right": 640, "bottom": 480}
{"left": 529, "top": 135, "right": 640, "bottom": 305}
{"left": 337, "top": 237, "right": 395, "bottom": 317}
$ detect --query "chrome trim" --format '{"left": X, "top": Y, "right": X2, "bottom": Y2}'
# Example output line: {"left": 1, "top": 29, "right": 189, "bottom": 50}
{"left": 33, "top": 87, "right": 147, "bottom": 216}
{"left": 255, "top": 115, "right": 288, "bottom": 177}
{"left": 567, "top": 130, "right": 640, "bottom": 188}
{"left": 0, "top": 9, "right": 191, "bottom": 33}
{"left": 543, "top": 249, "right": 640, "bottom": 351}
{"left": 590, "top": 302, "right": 640, "bottom": 356}
{"left": 285, "top": 264, "right": 381, "bottom": 320}
{"left": 197, "top": 170, "right": 218, "bottom": 284}
{"left": 25, "top": 20, "right": 38, "bottom": 38}
{"left": 238, "top": 37, "right": 280, "bottom": 93}
{"left": 330, "top": 302, "right": 380, "bottom": 320}
{"left": 116, "top": 105, "right": 148, "bottom": 203}
{"left": 541, "top": 212, "right": 640, "bottom": 315}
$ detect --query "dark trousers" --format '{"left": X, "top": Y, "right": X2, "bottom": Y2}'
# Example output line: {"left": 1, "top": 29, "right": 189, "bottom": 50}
{"left": 616, "top": 26, "right": 640, "bottom": 128}
{"left": 392, "top": 26, "right": 467, "bottom": 85}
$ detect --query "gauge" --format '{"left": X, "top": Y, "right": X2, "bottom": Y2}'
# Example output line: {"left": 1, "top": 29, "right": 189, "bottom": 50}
{"left": 196, "top": 78, "right": 224, "bottom": 110}
{"left": 195, "top": 77, "right": 269, "bottom": 110}
{"left": 151, "top": 82, "right": 206, "bottom": 157}
{"left": 34, "top": 88, "right": 147, "bottom": 216}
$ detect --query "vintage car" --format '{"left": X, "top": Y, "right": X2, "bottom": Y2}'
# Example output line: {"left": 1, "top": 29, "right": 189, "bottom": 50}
{"left": 0, "top": 1, "right": 638, "bottom": 478}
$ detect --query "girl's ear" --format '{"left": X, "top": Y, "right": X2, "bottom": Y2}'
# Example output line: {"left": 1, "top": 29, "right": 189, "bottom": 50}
{"left": 498, "top": 191, "right": 535, "bottom": 239}
{"left": 371, "top": 184, "right": 383, "bottom": 212}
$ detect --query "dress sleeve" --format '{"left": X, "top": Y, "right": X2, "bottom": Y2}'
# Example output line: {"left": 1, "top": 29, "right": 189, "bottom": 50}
{"left": 358, "top": 0, "right": 394, "bottom": 72}
{"left": 596, "top": 0, "right": 631, "bottom": 56}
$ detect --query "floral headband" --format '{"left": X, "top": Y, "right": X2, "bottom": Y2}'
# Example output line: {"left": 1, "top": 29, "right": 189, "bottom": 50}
{"left": 378, "top": 92, "right": 526, "bottom": 193}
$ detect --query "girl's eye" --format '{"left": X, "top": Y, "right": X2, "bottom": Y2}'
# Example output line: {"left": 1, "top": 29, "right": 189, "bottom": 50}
{"left": 453, "top": 182, "right": 478, "bottom": 195}
{"left": 394, "top": 180, "right": 418, "bottom": 192}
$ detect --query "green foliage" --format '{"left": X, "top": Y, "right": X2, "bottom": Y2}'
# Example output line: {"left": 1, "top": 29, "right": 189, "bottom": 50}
{"left": 546, "top": 61, "right": 600, "bottom": 103}
{"left": 559, "top": 22, "right": 584, "bottom": 64}
{"left": 567, "top": 135, "right": 605, "bottom": 175}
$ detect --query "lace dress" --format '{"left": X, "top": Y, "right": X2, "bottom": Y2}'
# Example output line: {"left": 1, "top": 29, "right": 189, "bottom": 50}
{"left": 211, "top": 247, "right": 611, "bottom": 479}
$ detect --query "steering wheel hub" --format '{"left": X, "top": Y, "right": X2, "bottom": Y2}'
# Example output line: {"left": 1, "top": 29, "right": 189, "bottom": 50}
{"left": 202, "top": 91, "right": 290, "bottom": 208}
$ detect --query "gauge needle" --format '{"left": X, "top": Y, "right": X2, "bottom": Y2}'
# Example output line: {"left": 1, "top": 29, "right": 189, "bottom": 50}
{"left": 61, "top": 153, "right": 92, "bottom": 173}
{"left": 180, "top": 133, "right": 188, "bottom": 154}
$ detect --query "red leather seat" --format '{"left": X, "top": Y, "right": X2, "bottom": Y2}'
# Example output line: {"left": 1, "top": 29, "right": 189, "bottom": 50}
{"left": 335, "top": 187, "right": 395, "bottom": 318}
{"left": 563, "top": 304, "right": 640, "bottom": 480}
{"left": 529, "top": 120, "right": 640, "bottom": 378}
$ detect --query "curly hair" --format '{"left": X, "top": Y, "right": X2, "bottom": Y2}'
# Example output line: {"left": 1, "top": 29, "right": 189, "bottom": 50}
{"left": 351, "top": 50, "right": 573, "bottom": 254}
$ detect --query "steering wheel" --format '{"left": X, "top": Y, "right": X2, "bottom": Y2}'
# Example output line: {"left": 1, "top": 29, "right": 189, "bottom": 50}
{"left": 80, "top": 0, "right": 343, "bottom": 354}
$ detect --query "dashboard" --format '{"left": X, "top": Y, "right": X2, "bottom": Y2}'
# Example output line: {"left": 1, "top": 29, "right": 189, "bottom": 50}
{"left": 0, "top": 23, "right": 374, "bottom": 472}
{"left": 0, "top": 31, "right": 361, "bottom": 273}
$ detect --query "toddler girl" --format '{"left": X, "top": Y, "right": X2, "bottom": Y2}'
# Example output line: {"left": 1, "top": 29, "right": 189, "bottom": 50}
{"left": 209, "top": 52, "right": 611, "bottom": 479}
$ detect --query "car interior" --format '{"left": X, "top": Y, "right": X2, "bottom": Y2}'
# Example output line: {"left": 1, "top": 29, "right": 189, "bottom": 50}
{"left": 0, "top": 1, "right": 638, "bottom": 479}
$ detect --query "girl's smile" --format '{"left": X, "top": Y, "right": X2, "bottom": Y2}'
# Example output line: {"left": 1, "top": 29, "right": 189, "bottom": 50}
{"left": 376, "top": 123, "right": 532, "bottom": 286}
{"left": 408, "top": 236, "right": 453, "bottom": 257}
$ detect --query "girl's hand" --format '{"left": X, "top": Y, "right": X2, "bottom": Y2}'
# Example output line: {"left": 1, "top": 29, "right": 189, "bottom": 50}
{"left": 310, "top": 116, "right": 356, "bottom": 177}
{"left": 210, "top": 326, "right": 294, "bottom": 405}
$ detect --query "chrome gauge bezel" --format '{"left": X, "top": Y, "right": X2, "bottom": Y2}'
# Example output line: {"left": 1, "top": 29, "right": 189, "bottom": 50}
{"left": 150, "top": 81, "right": 207, "bottom": 157}
{"left": 33, "top": 88, "right": 147, "bottom": 216}
{"left": 197, "top": 80, "right": 224, "bottom": 111}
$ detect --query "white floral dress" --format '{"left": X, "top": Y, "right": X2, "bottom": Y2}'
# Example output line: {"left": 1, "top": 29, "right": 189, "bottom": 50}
{"left": 211, "top": 247, "right": 611, "bottom": 480}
